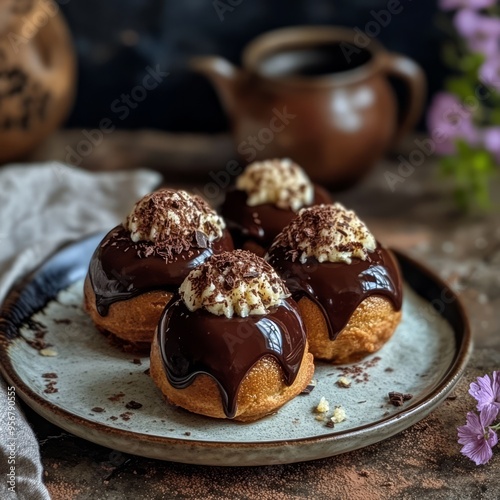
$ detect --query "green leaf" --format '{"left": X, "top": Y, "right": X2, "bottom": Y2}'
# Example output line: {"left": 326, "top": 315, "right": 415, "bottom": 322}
{"left": 439, "top": 141, "right": 496, "bottom": 212}
{"left": 445, "top": 77, "right": 475, "bottom": 100}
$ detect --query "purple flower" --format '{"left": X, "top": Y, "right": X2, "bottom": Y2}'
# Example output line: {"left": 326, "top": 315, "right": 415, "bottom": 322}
{"left": 480, "top": 58, "right": 500, "bottom": 92}
{"left": 469, "top": 371, "right": 500, "bottom": 416}
{"left": 427, "top": 92, "right": 479, "bottom": 154}
{"left": 440, "top": 0, "right": 497, "bottom": 10}
{"left": 454, "top": 10, "right": 500, "bottom": 58}
{"left": 457, "top": 407, "right": 499, "bottom": 465}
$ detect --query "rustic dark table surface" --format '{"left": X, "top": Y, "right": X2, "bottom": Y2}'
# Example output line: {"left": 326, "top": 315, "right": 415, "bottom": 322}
{"left": 22, "top": 132, "right": 500, "bottom": 499}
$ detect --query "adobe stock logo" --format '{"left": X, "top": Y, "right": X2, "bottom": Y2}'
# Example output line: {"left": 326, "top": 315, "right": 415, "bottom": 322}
{"left": 7, "top": 0, "right": 71, "bottom": 54}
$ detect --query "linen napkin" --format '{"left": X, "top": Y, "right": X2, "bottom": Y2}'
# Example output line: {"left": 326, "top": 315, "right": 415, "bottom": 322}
{"left": 0, "top": 162, "right": 161, "bottom": 500}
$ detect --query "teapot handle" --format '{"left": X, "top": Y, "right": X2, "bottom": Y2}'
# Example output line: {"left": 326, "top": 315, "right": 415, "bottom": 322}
{"left": 381, "top": 53, "right": 426, "bottom": 146}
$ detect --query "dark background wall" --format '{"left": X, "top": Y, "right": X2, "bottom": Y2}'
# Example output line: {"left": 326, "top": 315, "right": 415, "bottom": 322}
{"left": 60, "top": 0, "right": 447, "bottom": 133}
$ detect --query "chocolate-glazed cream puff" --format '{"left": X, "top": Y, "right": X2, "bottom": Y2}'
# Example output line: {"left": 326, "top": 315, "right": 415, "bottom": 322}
{"left": 150, "top": 250, "right": 314, "bottom": 421}
{"left": 266, "top": 204, "right": 403, "bottom": 364}
{"left": 220, "top": 158, "right": 331, "bottom": 256}
{"left": 84, "top": 189, "right": 233, "bottom": 349}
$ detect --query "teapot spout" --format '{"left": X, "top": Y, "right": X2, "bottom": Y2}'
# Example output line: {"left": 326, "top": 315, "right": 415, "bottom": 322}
{"left": 189, "top": 56, "right": 242, "bottom": 121}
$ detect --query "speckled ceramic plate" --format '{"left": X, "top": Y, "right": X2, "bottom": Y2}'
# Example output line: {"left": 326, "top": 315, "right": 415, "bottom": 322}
{"left": 0, "top": 234, "right": 471, "bottom": 466}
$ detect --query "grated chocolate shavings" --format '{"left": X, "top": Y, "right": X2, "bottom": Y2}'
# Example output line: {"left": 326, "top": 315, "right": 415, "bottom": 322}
{"left": 301, "top": 379, "right": 317, "bottom": 395}
{"left": 388, "top": 391, "right": 413, "bottom": 407}
{"left": 108, "top": 392, "right": 125, "bottom": 402}
{"left": 181, "top": 250, "right": 289, "bottom": 315}
{"left": 54, "top": 319, "right": 72, "bottom": 325}
{"left": 125, "top": 401, "right": 143, "bottom": 410}
{"left": 124, "top": 189, "right": 225, "bottom": 260}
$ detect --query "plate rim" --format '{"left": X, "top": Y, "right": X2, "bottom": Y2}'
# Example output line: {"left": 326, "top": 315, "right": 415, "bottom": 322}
{"left": 0, "top": 234, "right": 472, "bottom": 462}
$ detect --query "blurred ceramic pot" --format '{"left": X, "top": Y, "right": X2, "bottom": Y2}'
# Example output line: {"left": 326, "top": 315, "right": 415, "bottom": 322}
{"left": 0, "top": 0, "right": 76, "bottom": 164}
{"left": 191, "top": 26, "right": 426, "bottom": 188}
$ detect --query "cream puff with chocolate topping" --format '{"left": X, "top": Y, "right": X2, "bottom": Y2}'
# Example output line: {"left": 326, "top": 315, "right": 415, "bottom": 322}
{"left": 84, "top": 189, "right": 233, "bottom": 350}
{"left": 150, "top": 250, "right": 314, "bottom": 421}
{"left": 220, "top": 158, "right": 331, "bottom": 256}
{"left": 266, "top": 203, "right": 403, "bottom": 364}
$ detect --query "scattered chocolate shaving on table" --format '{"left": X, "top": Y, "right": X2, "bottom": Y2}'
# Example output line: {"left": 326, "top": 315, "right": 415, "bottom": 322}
{"left": 54, "top": 319, "right": 72, "bottom": 325}
{"left": 125, "top": 401, "right": 143, "bottom": 410}
{"left": 388, "top": 392, "right": 413, "bottom": 407}
{"left": 44, "top": 381, "right": 58, "bottom": 394}
{"left": 335, "top": 357, "right": 381, "bottom": 384}
{"left": 301, "top": 380, "right": 316, "bottom": 395}
{"left": 25, "top": 337, "right": 51, "bottom": 351}
{"left": 108, "top": 392, "right": 125, "bottom": 402}
{"left": 91, "top": 407, "right": 105, "bottom": 413}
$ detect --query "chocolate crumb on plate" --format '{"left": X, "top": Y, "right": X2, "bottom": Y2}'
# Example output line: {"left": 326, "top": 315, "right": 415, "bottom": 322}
{"left": 388, "top": 391, "right": 413, "bottom": 407}
{"left": 53, "top": 319, "right": 72, "bottom": 325}
{"left": 43, "top": 381, "right": 58, "bottom": 394}
{"left": 125, "top": 401, "right": 143, "bottom": 410}
{"left": 91, "top": 407, "right": 105, "bottom": 413}
{"left": 42, "top": 373, "right": 58, "bottom": 379}
{"left": 108, "top": 392, "right": 125, "bottom": 402}
{"left": 184, "top": 432, "right": 191, "bottom": 436}
{"left": 131, "top": 358, "right": 142, "bottom": 365}
{"left": 325, "top": 421, "right": 335, "bottom": 428}
{"left": 301, "top": 379, "right": 316, "bottom": 395}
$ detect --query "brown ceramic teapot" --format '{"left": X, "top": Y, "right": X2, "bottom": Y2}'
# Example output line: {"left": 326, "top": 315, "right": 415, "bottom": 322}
{"left": 0, "top": 0, "right": 76, "bottom": 164}
{"left": 191, "top": 26, "right": 426, "bottom": 187}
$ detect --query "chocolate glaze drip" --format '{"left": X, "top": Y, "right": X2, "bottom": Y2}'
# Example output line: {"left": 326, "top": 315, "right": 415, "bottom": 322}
{"left": 88, "top": 226, "right": 234, "bottom": 316}
{"left": 158, "top": 297, "right": 307, "bottom": 418}
{"left": 267, "top": 244, "right": 403, "bottom": 340}
{"left": 220, "top": 185, "right": 331, "bottom": 248}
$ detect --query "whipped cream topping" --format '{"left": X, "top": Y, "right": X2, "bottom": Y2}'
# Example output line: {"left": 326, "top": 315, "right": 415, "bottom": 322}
{"left": 236, "top": 158, "right": 314, "bottom": 211}
{"left": 179, "top": 250, "right": 290, "bottom": 318}
{"left": 125, "top": 189, "right": 225, "bottom": 250}
{"left": 268, "top": 203, "right": 376, "bottom": 264}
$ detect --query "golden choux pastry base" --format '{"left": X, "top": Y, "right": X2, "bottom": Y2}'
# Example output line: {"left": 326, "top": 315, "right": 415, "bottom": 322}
{"left": 150, "top": 334, "right": 315, "bottom": 422}
{"left": 83, "top": 276, "right": 173, "bottom": 349}
{"left": 298, "top": 296, "right": 402, "bottom": 364}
